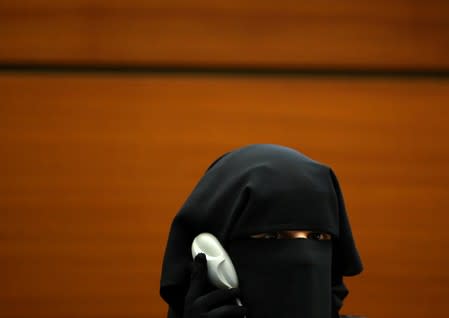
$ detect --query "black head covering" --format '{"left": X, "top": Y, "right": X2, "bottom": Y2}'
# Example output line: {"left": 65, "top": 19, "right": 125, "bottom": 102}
{"left": 160, "top": 144, "right": 363, "bottom": 318}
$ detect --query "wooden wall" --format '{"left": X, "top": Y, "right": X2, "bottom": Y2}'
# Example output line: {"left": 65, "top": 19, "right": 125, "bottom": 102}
{"left": 1, "top": 2, "right": 449, "bottom": 318}
{"left": 1, "top": 0, "right": 449, "bottom": 68}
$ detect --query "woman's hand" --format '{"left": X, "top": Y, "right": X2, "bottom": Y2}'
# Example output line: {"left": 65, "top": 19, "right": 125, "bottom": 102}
{"left": 184, "top": 253, "right": 247, "bottom": 318}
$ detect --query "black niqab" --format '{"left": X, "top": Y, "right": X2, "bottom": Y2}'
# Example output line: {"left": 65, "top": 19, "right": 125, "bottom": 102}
{"left": 160, "top": 144, "right": 363, "bottom": 318}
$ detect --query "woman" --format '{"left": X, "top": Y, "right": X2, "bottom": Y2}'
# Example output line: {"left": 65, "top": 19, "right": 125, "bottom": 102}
{"left": 160, "top": 144, "right": 363, "bottom": 318}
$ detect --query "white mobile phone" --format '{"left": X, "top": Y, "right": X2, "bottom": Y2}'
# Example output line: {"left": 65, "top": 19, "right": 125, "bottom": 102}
{"left": 191, "top": 233, "right": 239, "bottom": 289}
{"left": 191, "top": 233, "right": 243, "bottom": 306}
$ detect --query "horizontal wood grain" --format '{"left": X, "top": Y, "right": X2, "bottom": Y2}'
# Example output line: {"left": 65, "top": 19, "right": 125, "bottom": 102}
{"left": 1, "top": 74, "right": 449, "bottom": 318}
{"left": 0, "top": 0, "right": 449, "bottom": 68}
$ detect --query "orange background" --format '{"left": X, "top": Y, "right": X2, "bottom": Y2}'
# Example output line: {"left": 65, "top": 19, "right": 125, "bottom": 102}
{"left": 1, "top": 2, "right": 449, "bottom": 318}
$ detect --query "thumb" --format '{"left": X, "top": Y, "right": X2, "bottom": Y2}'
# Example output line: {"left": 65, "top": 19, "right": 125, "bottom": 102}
{"left": 186, "top": 253, "right": 209, "bottom": 304}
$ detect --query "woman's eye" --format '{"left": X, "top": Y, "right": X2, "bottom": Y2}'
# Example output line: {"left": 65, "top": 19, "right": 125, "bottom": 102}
{"left": 262, "top": 232, "right": 282, "bottom": 239}
{"left": 307, "top": 232, "right": 330, "bottom": 241}
{"left": 250, "top": 232, "right": 282, "bottom": 239}
{"left": 251, "top": 231, "right": 331, "bottom": 240}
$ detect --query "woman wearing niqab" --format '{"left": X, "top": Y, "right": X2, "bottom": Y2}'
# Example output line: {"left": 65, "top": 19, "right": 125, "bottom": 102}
{"left": 160, "top": 144, "right": 364, "bottom": 318}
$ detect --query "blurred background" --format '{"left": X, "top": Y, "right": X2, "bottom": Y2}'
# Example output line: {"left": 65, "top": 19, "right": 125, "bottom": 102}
{"left": 1, "top": 1, "right": 449, "bottom": 318}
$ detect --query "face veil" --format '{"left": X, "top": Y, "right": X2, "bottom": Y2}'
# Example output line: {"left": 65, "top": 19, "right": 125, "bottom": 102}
{"left": 160, "top": 144, "right": 363, "bottom": 318}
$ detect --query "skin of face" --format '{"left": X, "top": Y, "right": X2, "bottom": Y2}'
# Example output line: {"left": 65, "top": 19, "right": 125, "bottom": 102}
{"left": 251, "top": 230, "right": 332, "bottom": 240}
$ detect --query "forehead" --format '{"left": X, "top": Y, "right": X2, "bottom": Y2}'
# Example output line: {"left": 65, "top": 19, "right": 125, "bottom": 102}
{"left": 222, "top": 151, "right": 340, "bottom": 239}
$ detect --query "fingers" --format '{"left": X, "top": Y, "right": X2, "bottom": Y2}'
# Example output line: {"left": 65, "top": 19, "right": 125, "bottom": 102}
{"left": 191, "top": 253, "right": 208, "bottom": 281}
{"left": 195, "top": 288, "right": 240, "bottom": 311}
{"left": 193, "top": 288, "right": 245, "bottom": 318}
{"left": 185, "top": 254, "right": 247, "bottom": 318}
{"left": 206, "top": 305, "right": 247, "bottom": 318}
{"left": 185, "top": 253, "right": 209, "bottom": 304}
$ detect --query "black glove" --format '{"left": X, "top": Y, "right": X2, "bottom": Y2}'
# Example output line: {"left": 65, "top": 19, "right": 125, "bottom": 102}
{"left": 184, "top": 253, "right": 247, "bottom": 318}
